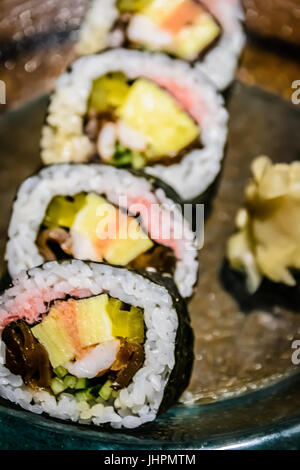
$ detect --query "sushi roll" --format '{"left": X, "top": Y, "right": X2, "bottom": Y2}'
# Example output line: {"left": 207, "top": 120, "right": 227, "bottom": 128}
{"left": 41, "top": 49, "right": 228, "bottom": 201}
{"left": 0, "top": 260, "right": 194, "bottom": 428}
{"left": 5, "top": 164, "right": 198, "bottom": 298}
{"left": 77, "top": 0, "right": 245, "bottom": 90}
{"left": 227, "top": 156, "right": 300, "bottom": 293}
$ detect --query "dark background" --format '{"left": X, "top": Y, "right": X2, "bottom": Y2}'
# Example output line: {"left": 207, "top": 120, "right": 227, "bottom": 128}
{"left": 0, "top": 0, "right": 299, "bottom": 110}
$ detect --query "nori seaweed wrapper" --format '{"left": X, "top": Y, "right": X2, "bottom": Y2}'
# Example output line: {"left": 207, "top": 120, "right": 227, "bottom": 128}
{"left": 0, "top": 271, "right": 12, "bottom": 296}
{"left": 1, "top": 261, "right": 194, "bottom": 418}
{"left": 221, "top": 258, "right": 300, "bottom": 314}
{"left": 130, "top": 169, "right": 183, "bottom": 207}
{"left": 133, "top": 269, "right": 194, "bottom": 414}
{"left": 5, "top": 163, "right": 198, "bottom": 298}
{"left": 18, "top": 162, "right": 185, "bottom": 207}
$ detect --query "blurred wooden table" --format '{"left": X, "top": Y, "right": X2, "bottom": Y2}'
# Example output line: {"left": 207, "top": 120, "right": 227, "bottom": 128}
{"left": 0, "top": 0, "right": 299, "bottom": 111}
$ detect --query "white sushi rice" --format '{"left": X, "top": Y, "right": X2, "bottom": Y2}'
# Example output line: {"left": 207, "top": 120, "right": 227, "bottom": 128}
{"left": 5, "top": 164, "right": 198, "bottom": 298}
{"left": 197, "top": 0, "right": 245, "bottom": 90}
{"left": 76, "top": 0, "right": 119, "bottom": 56}
{"left": 41, "top": 49, "right": 228, "bottom": 200}
{"left": 75, "top": 0, "right": 245, "bottom": 90}
{"left": 0, "top": 260, "right": 179, "bottom": 428}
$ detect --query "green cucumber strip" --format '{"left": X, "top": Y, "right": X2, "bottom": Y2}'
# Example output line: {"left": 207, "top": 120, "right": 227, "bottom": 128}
{"left": 75, "top": 378, "right": 88, "bottom": 390}
{"left": 53, "top": 366, "right": 68, "bottom": 379}
{"left": 51, "top": 377, "right": 67, "bottom": 395}
{"left": 63, "top": 375, "right": 77, "bottom": 389}
{"left": 132, "top": 151, "right": 146, "bottom": 169}
{"left": 99, "top": 380, "right": 113, "bottom": 401}
{"left": 75, "top": 389, "right": 92, "bottom": 402}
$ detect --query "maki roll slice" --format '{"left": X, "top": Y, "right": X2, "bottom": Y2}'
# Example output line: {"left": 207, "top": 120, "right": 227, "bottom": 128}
{"left": 77, "top": 0, "right": 245, "bottom": 90}
{"left": 41, "top": 49, "right": 228, "bottom": 201}
{"left": 5, "top": 164, "right": 198, "bottom": 298}
{"left": 227, "top": 156, "right": 300, "bottom": 293}
{"left": 0, "top": 260, "right": 194, "bottom": 428}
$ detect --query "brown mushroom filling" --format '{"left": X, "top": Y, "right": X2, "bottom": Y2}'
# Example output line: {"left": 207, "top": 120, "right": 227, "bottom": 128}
{"left": 36, "top": 227, "right": 73, "bottom": 261}
{"left": 2, "top": 322, "right": 145, "bottom": 397}
{"left": 36, "top": 193, "right": 177, "bottom": 276}
{"left": 2, "top": 321, "right": 51, "bottom": 390}
{"left": 110, "top": 339, "right": 145, "bottom": 390}
{"left": 2, "top": 296, "right": 146, "bottom": 401}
